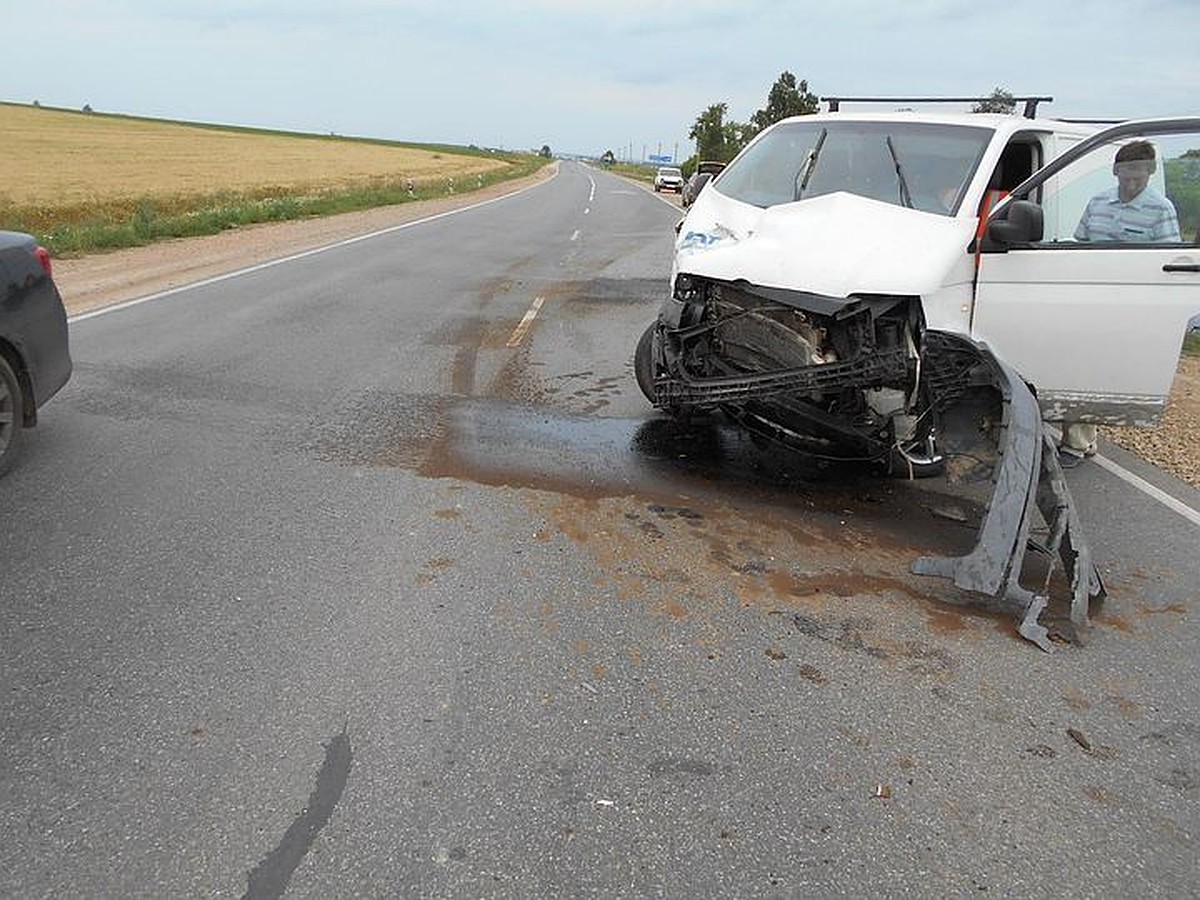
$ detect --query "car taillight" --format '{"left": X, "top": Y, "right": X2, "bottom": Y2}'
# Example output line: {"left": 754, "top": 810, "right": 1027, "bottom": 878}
{"left": 34, "top": 246, "right": 53, "bottom": 278}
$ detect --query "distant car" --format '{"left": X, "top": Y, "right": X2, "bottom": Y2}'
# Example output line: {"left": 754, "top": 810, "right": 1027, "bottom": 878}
{"left": 0, "top": 230, "right": 72, "bottom": 476}
{"left": 681, "top": 171, "right": 713, "bottom": 208}
{"left": 653, "top": 166, "right": 684, "bottom": 193}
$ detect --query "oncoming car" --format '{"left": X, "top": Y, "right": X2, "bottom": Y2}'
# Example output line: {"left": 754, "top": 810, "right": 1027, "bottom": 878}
{"left": 634, "top": 102, "right": 1200, "bottom": 648}
{"left": 0, "top": 230, "right": 72, "bottom": 477}
{"left": 653, "top": 166, "right": 684, "bottom": 193}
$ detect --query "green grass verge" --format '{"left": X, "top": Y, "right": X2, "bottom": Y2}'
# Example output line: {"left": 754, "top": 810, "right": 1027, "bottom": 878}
{"left": 10, "top": 154, "right": 548, "bottom": 257}
{"left": 608, "top": 162, "right": 658, "bottom": 184}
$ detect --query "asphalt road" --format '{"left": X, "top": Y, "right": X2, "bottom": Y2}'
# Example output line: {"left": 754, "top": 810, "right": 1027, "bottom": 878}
{"left": 2, "top": 161, "right": 1197, "bottom": 898}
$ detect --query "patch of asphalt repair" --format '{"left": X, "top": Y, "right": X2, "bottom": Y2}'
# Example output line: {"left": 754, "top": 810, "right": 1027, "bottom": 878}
{"left": 243, "top": 726, "right": 353, "bottom": 900}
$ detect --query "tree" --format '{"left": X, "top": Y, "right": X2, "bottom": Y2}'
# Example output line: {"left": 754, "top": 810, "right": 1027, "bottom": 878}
{"left": 750, "top": 71, "right": 818, "bottom": 134}
{"left": 689, "top": 73, "right": 820, "bottom": 166}
{"left": 690, "top": 103, "right": 737, "bottom": 163}
{"left": 600, "top": 149, "right": 616, "bottom": 167}
{"left": 539, "top": 144, "right": 552, "bottom": 158}
{"left": 971, "top": 87, "right": 1016, "bottom": 114}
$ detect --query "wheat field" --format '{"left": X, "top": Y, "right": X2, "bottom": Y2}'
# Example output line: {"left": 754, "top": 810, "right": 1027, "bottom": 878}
{"left": 0, "top": 103, "right": 535, "bottom": 251}
{"left": 0, "top": 103, "right": 510, "bottom": 207}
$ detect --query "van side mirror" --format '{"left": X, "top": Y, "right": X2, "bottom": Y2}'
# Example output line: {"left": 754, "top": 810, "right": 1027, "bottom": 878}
{"left": 984, "top": 200, "right": 1044, "bottom": 248}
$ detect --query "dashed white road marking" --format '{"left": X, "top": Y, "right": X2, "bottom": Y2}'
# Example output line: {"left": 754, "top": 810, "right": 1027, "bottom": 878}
{"left": 506, "top": 296, "right": 545, "bottom": 347}
{"left": 570, "top": 229, "right": 581, "bottom": 241}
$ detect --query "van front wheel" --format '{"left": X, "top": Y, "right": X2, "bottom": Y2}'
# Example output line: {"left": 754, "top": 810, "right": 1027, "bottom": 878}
{"left": 634, "top": 324, "right": 658, "bottom": 405}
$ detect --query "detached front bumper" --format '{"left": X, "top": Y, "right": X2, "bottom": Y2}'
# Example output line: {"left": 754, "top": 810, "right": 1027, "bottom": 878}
{"left": 911, "top": 334, "right": 1105, "bottom": 650}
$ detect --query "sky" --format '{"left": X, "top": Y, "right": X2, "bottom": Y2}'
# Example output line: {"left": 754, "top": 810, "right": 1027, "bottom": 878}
{"left": 5, "top": 0, "right": 1198, "bottom": 161}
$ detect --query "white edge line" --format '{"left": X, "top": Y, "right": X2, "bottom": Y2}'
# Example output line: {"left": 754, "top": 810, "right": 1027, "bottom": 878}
{"left": 1093, "top": 453, "right": 1200, "bottom": 528}
{"left": 1047, "top": 423, "right": 1200, "bottom": 527}
{"left": 68, "top": 175, "right": 552, "bottom": 324}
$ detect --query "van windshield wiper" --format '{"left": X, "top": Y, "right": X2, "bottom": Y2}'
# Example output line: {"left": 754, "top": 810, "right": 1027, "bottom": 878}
{"left": 884, "top": 135, "right": 915, "bottom": 209}
{"left": 794, "top": 128, "right": 827, "bottom": 200}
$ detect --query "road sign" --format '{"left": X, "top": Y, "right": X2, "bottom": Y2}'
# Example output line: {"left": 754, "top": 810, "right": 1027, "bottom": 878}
{"left": 648, "top": 154, "right": 673, "bottom": 163}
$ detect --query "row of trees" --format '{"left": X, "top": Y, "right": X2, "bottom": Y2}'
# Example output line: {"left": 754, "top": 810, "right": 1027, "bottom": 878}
{"left": 687, "top": 71, "right": 818, "bottom": 171}
{"left": 684, "top": 78, "right": 1018, "bottom": 174}
{"left": 596, "top": 80, "right": 1018, "bottom": 174}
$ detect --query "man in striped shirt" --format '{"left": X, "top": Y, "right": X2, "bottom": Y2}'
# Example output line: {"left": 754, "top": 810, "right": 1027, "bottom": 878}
{"left": 1060, "top": 140, "right": 1182, "bottom": 467}
{"left": 1074, "top": 140, "right": 1181, "bottom": 243}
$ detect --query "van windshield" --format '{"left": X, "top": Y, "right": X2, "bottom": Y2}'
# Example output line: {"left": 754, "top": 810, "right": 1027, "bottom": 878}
{"left": 714, "top": 120, "right": 993, "bottom": 215}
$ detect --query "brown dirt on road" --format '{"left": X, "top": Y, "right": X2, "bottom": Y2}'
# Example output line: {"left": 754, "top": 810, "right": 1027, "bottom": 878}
{"left": 52, "top": 160, "right": 1199, "bottom": 489}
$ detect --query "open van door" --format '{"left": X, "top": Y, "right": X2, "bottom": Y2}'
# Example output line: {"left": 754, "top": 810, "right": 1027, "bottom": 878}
{"left": 971, "top": 118, "right": 1200, "bottom": 427}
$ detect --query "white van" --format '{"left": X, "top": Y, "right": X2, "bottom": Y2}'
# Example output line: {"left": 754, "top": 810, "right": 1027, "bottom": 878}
{"left": 634, "top": 105, "right": 1200, "bottom": 649}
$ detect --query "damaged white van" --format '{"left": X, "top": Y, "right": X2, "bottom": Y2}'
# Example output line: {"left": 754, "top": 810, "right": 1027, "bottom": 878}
{"left": 634, "top": 104, "right": 1200, "bottom": 649}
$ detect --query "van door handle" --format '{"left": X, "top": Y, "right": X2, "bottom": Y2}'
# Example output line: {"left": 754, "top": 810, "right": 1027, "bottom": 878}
{"left": 1163, "top": 263, "right": 1200, "bottom": 272}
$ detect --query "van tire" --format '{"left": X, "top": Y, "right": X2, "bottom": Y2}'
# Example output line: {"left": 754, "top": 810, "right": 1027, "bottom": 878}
{"left": 634, "top": 324, "right": 658, "bottom": 405}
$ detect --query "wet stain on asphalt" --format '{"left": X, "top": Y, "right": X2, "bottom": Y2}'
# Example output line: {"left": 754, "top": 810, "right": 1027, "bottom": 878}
{"left": 314, "top": 384, "right": 1009, "bottom": 654}
{"left": 243, "top": 726, "right": 352, "bottom": 900}
{"left": 558, "top": 276, "right": 667, "bottom": 310}
{"left": 790, "top": 612, "right": 956, "bottom": 673}
{"left": 647, "top": 756, "right": 716, "bottom": 778}
{"left": 307, "top": 271, "right": 1086, "bottom": 653}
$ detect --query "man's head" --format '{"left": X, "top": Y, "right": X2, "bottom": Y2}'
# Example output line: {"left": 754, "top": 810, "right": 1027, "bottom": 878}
{"left": 1113, "top": 140, "right": 1156, "bottom": 202}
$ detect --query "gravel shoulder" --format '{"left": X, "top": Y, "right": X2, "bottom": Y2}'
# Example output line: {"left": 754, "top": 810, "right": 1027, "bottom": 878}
{"left": 52, "top": 161, "right": 1199, "bottom": 489}
{"left": 1106, "top": 355, "right": 1199, "bottom": 487}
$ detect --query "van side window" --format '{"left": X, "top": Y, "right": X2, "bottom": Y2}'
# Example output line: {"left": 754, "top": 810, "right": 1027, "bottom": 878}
{"left": 1006, "top": 133, "right": 1195, "bottom": 246}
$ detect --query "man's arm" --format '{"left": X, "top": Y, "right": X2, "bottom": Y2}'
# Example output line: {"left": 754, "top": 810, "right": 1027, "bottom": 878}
{"left": 1152, "top": 199, "right": 1182, "bottom": 242}
{"left": 1074, "top": 197, "right": 1096, "bottom": 241}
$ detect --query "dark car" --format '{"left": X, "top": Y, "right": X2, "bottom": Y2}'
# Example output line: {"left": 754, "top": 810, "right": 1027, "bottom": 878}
{"left": 695, "top": 160, "right": 726, "bottom": 177}
{"left": 0, "top": 230, "right": 72, "bottom": 476}
{"left": 681, "top": 171, "right": 712, "bottom": 208}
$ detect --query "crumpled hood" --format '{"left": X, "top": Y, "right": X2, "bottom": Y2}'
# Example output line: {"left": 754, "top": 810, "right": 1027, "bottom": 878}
{"left": 676, "top": 191, "right": 979, "bottom": 298}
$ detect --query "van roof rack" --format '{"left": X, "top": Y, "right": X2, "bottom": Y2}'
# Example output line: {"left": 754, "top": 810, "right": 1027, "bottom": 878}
{"left": 820, "top": 96, "right": 1054, "bottom": 119}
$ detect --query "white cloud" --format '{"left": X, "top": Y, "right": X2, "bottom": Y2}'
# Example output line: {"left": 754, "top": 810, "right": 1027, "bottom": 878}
{"left": 4, "top": 1, "right": 1197, "bottom": 156}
